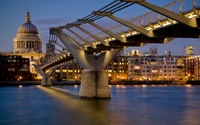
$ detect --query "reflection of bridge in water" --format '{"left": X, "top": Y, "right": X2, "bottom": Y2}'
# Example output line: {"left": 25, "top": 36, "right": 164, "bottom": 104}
{"left": 33, "top": 0, "right": 200, "bottom": 99}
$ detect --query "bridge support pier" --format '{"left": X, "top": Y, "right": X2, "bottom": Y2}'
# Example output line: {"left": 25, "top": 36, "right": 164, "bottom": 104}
{"left": 32, "top": 64, "right": 56, "bottom": 86}
{"left": 79, "top": 70, "right": 110, "bottom": 99}
{"left": 41, "top": 76, "right": 52, "bottom": 86}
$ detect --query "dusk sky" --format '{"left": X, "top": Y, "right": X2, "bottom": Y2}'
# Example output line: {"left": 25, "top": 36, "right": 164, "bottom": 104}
{"left": 0, "top": 0, "right": 200, "bottom": 55}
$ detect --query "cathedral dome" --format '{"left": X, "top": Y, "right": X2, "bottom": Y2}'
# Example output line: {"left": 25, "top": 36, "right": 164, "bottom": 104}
{"left": 17, "top": 11, "right": 39, "bottom": 34}
{"left": 17, "top": 23, "right": 39, "bottom": 34}
{"left": 13, "top": 10, "right": 42, "bottom": 53}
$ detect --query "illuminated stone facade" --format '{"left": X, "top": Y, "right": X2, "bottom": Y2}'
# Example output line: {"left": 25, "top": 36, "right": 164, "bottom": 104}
{"left": 185, "top": 56, "right": 200, "bottom": 80}
{"left": 127, "top": 53, "right": 185, "bottom": 81}
{"left": 1, "top": 11, "right": 44, "bottom": 80}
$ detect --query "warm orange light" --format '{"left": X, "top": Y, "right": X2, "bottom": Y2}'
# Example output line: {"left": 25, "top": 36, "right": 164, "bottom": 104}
{"left": 185, "top": 84, "right": 191, "bottom": 87}
{"left": 19, "top": 85, "right": 23, "bottom": 88}
{"left": 142, "top": 85, "right": 147, "bottom": 87}
{"left": 19, "top": 76, "right": 22, "bottom": 80}
{"left": 116, "top": 85, "right": 120, "bottom": 88}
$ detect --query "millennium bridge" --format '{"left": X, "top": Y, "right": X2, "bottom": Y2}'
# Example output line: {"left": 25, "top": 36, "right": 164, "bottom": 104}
{"left": 33, "top": 0, "right": 200, "bottom": 99}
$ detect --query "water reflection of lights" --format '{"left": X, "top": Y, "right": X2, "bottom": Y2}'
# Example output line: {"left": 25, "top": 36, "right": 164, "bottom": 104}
{"left": 18, "top": 85, "right": 23, "bottom": 88}
{"left": 74, "top": 85, "right": 78, "bottom": 88}
{"left": 116, "top": 85, "right": 126, "bottom": 89}
{"left": 134, "top": 85, "right": 138, "bottom": 87}
{"left": 142, "top": 85, "right": 147, "bottom": 87}
{"left": 185, "top": 84, "right": 192, "bottom": 87}
{"left": 109, "top": 85, "right": 112, "bottom": 88}
{"left": 36, "top": 86, "right": 110, "bottom": 124}
{"left": 120, "top": 85, "right": 126, "bottom": 88}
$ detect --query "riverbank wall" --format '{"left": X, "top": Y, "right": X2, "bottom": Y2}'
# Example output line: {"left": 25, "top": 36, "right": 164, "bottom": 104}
{"left": 110, "top": 80, "right": 200, "bottom": 85}
{"left": 0, "top": 80, "right": 199, "bottom": 86}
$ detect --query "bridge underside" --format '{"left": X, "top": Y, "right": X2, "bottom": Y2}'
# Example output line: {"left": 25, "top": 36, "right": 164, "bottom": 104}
{"left": 84, "top": 21, "right": 200, "bottom": 54}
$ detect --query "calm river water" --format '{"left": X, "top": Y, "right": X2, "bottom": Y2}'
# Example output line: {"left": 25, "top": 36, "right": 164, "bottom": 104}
{"left": 0, "top": 85, "right": 200, "bottom": 125}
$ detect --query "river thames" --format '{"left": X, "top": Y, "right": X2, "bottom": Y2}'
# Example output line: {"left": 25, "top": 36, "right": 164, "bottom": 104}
{"left": 0, "top": 85, "right": 200, "bottom": 125}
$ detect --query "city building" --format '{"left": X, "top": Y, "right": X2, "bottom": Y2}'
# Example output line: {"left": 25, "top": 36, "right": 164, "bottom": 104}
{"left": 1, "top": 10, "right": 45, "bottom": 80}
{"left": 0, "top": 54, "right": 31, "bottom": 81}
{"left": 49, "top": 48, "right": 200, "bottom": 82}
{"left": 106, "top": 53, "right": 128, "bottom": 81}
{"left": 184, "top": 45, "right": 194, "bottom": 56}
{"left": 126, "top": 49, "right": 143, "bottom": 56}
{"left": 185, "top": 55, "right": 200, "bottom": 80}
{"left": 51, "top": 61, "right": 82, "bottom": 81}
{"left": 127, "top": 50, "right": 185, "bottom": 81}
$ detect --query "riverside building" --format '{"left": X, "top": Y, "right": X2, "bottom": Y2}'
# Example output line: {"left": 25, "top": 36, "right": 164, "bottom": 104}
{"left": 106, "top": 52, "right": 128, "bottom": 81}
{"left": 51, "top": 61, "right": 82, "bottom": 81}
{"left": 0, "top": 54, "right": 31, "bottom": 81}
{"left": 185, "top": 55, "right": 200, "bottom": 80}
{"left": 127, "top": 50, "right": 185, "bottom": 81}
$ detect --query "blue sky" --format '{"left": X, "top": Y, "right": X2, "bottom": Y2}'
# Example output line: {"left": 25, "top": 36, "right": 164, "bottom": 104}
{"left": 0, "top": 0, "right": 199, "bottom": 55}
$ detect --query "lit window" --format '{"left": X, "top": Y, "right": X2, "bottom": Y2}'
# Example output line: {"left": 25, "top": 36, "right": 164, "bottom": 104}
{"left": 55, "top": 70, "right": 60, "bottom": 73}
{"left": 68, "top": 70, "right": 73, "bottom": 72}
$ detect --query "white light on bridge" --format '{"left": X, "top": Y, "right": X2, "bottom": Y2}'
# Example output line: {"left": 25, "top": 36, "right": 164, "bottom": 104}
{"left": 146, "top": 27, "right": 153, "bottom": 30}
{"left": 131, "top": 31, "right": 138, "bottom": 35}
{"left": 121, "top": 34, "right": 125, "bottom": 38}
{"left": 154, "top": 25, "right": 161, "bottom": 29}
{"left": 163, "top": 21, "right": 172, "bottom": 27}
{"left": 187, "top": 14, "right": 197, "bottom": 18}
{"left": 126, "top": 33, "right": 131, "bottom": 36}
{"left": 112, "top": 37, "right": 116, "bottom": 40}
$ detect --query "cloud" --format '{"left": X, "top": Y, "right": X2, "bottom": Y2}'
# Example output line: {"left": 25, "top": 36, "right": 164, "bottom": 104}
{"left": 33, "top": 17, "right": 67, "bottom": 25}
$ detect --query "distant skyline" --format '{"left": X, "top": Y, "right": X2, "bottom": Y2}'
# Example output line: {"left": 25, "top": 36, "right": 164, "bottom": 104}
{"left": 0, "top": 0, "right": 200, "bottom": 55}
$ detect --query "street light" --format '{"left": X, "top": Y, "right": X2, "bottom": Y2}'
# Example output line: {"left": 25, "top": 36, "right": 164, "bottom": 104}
{"left": 108, "top": 73, "right": 112, "bottom": 83}
{"left": 19, "top": 76, "right": 23, "bottom": 84}
{"left": 19, "top": 76, "right": 22, "bottom": 80}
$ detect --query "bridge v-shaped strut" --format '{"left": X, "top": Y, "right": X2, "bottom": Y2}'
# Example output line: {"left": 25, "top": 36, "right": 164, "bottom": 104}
{"left": 33, "top": 64, "right": 57, "bottom": 86}
{"left": 63, "top": 32, "right": 84, "bottom": 50}
{"left": 76, "top": 26, "right": 109, "bottom": 46}
{"left": 89, "top": 22, "right": 127, "bottom": 43}
{"left": 66, "top": 28, "right": 96, "bottom": 49}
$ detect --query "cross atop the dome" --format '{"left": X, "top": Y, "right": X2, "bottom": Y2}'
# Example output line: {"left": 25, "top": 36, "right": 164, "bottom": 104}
{"left": 26, "top": 9, "right": 31, "bottom": 23}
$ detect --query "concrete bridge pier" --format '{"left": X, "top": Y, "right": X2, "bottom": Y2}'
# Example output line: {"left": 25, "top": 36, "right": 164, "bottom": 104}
{"left": 41, "top": 75, "right": 52, "bottom": 86}
{"left": 79, "top": 70, "right": 110, "bottom": 99}
{"left": 33, "top": 64, "right": 56, "bottom": 86}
